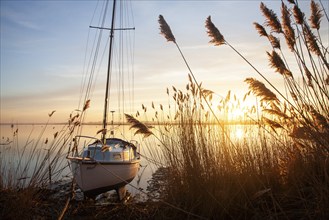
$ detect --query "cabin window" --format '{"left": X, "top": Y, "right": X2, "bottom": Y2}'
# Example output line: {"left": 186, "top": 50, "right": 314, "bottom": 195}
{"left": 113, "top": 153, "right": 122, "bottom": 160}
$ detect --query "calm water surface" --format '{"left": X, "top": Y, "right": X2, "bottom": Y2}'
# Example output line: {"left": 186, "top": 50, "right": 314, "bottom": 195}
{"left": 0, "top": 124, "right": 159, "bottom": 197}
{"left": 0, "top": 122, "right": 260, "bottom": 197}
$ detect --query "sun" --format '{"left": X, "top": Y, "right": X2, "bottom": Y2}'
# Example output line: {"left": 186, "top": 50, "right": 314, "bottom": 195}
{"left": 229, "top": 108, "right": 244, "bottom": 121}
{"left": 235, "top": 128, "right": 244, "bottom": 140}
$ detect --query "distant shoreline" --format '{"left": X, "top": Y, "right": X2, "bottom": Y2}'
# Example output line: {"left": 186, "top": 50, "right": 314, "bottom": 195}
{"left": 0, "top": 120, "right": 257, "bottom": 126}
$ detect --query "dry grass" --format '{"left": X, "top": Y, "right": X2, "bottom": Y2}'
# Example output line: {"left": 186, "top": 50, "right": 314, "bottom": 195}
{"left": 0, "top": 107, "right": 84, "bottom": 219}
{"left": 128, "top": 0, "right": 329, "bottom": 218}
{"left": 1, "top": 0, "right": 328, "bottom": 219}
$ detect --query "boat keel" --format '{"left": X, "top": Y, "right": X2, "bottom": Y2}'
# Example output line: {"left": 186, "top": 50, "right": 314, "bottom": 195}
{"left": 115, "top": 186, "right": 127, "bottom": 201}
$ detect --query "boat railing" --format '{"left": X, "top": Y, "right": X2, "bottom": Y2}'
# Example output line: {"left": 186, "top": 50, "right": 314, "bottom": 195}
{"left": 129, "top": 140, "right": 141, "bottom": 160}
{"left": 71, "top": 135, "right": 101, "bottom": 158}
{"left": 71, "top": 135, "right": 140, "bottom": 162}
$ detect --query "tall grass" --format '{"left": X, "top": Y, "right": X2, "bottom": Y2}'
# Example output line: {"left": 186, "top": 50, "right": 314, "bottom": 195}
{"left": 128, "top": 0, "right": 328, "bottom": 218}
{"left": 0, "top": 108, "right": 85, "bottom": 219}
{"left": 0, "top": 114, "right": 79, "bottom": 189}
{"left": 0, "top": 98, "right": 93, "bottom": 190}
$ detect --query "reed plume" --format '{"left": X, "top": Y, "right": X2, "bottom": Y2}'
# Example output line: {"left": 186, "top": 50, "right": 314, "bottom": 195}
{"left": 69, "top": 113, "right": 79, "bottom": 124}
{"left": 245, "top": 78, "right": 279, "bottom": 103}
{"left": 310, "top": 0, "right": 322, "bottom": 30}
{"left": 159, "top": 14, "right": 234, "bottom": 147}
{"left": 267, "top": 50, "right": 293, "bottom": 77}
{"left": 96, "top": 128, "right": 107, "bottom": 135}
{"left": 158, "top": 15, "right": 176, "bottom": 43}
{"left": 262, "top": 116, "right": 283, "bottom": 130}
{"left": 125, "top": 114, "right": 153, "bottom": 138}
{"left": 304, "top": 66, "right": 313, "bottom": 86}
{"left": 281, "top": 2, "right": 296, "bottom": 51}
{"left": 260, "top": 2, "right": 283, "bottom": 33}
{"left": 293, "top": 5, "right": 305, "bottom": 25}
{"left": 201, "top": 89, "right": 214, "bottom": 102}
{"left": 150, "top": 1, "right": 329, "bottom": 218}
{"left": 268, "top": 34, "right": 281, "bottom": 49}
{"left": 263, "top": 108, "right": 290, "bottom": 120}
{"left": 83, "top": 99, "right": 90, "bottom": 111}
{"left": 205, "top": 16, "right": 225, "bottom": 46}
{"left": 48, "top": 110, "right": 56, "bottom": 117}
{"left": 253, "top": 22, "right": 268, "bottom": 37}
{"left": 303, "top": 25, "right": 322, "bottom": 56}
{"left": 307, "top": 105, "right": 329, "bottom": 131}
{"left": 206, "top": 12, "right": 293, "bottom": 113}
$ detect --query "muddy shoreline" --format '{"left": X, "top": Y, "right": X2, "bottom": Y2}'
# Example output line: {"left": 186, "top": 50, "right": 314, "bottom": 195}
{"left": 1, "top": 168, "right": 168, "bottom": 220}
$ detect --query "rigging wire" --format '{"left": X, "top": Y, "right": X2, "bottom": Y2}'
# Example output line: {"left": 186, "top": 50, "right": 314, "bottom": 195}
{"left": 105, "top": 0, "right": 135, "bottom": 139}
{"left": 75, "top": 0, "right": 110, "bottom": 139}
{"left": 78, "top": 0, "right": 102, "bottom": 111}
{"left": 76, "top": 0, "right": 135, "bottom": 139}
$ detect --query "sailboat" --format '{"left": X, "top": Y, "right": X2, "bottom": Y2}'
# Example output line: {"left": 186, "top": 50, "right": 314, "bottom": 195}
{"left": 67, "top": 0, "right": 140, "bottom": 199}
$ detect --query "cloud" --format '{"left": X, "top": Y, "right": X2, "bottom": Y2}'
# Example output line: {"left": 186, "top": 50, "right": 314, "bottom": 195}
{"left": 1, "top": 4, "right": 41, "bottom": 31}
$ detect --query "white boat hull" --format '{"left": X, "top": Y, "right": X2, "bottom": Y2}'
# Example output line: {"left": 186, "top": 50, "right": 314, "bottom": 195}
{"left": 70, "top": 158, "right": 140, "bottom": 197}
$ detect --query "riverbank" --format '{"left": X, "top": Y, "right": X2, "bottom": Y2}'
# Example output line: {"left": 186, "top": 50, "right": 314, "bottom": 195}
{"left": 0, "top": 187, "right": 163, "bottom": 220}
{"left": 0, "top": 168, "right": 170, "bottom": 220}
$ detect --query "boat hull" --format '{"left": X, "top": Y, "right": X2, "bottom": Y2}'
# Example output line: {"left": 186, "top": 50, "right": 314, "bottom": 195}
{"left": 70, "top": 159, "right": 140, "bottom": 197}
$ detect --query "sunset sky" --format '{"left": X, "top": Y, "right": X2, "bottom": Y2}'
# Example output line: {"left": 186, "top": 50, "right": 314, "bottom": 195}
{"left": 1, "top": 0, "right": 327, "bottom": 123}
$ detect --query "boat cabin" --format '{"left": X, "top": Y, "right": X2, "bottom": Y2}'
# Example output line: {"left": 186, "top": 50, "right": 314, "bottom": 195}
{"left": 81, "top": 138, "right": 139, "bottom": 163}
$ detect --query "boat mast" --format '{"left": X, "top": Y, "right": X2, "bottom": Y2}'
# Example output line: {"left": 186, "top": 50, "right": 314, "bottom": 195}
{"left": 102, "top": 0, "right": 117, "bottom": 143}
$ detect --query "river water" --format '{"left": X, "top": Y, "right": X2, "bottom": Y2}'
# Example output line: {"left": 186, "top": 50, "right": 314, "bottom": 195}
{"left": 0, "top": 124, "right": 160, "bottom": 198}
{"left": 0, "top": 122, "right": 261, "bottom": 200}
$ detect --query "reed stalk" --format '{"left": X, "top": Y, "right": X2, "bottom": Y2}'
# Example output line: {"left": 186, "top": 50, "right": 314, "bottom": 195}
{"left": 131, "top": 0, "right": 329, "bottom": 218}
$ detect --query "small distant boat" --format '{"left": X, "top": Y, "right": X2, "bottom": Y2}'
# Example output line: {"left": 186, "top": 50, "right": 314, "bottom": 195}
{"left": 67, "top": 0, "right": 140, "bottom": 199}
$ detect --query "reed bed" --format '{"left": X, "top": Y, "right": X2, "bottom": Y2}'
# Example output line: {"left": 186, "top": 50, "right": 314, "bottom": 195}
{"left": 1, "top": 0, "right": 328, "bottom": 219}
{"left": 0, "top": 108, "right": 85, "bottom": 219}
{"left": 128, "top": 0, "right": 329, "bottom": 218}
{"left": 0, "top": 112, "right": 80, "bottom": 189}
